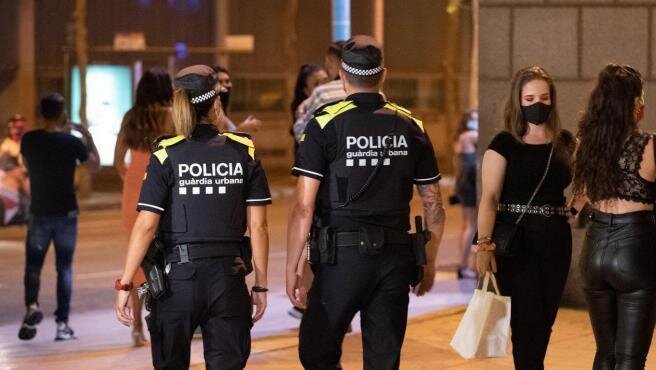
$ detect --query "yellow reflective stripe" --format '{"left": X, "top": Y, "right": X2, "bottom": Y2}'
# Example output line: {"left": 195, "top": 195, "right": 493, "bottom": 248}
{"left": 158, "top": 135, "right": 185, "bottom": 148}
{"left": 385, "top": 103, "right": 424, "bottom": 133}
{"left": 412, "top": 118, "right": 425, "bottom": 133}
{"left": 315, "top": 114, "right": 334, "bottom": 128}
{"left": 153, "top": 148, "right": 168, "bottom": 164}
{"left": 223, "top": 132, "right": 255, "bottom": 159}
{"left": 315, "top": 100, "right": 356, "bottom": 129}
{"left": 384, "top": 102, "right": 412, "bottom": 116}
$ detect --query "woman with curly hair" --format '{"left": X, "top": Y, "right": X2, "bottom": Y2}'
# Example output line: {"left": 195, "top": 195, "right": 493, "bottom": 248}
{"left": 572, "top": 64, "right": 656, "bottom": 370}
{"left": 476, "top": 66, "right": 575, "bottom": 369}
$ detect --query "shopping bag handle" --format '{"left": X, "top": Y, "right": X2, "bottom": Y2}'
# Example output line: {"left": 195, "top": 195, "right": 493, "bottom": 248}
{"left": 480, "top": 272, "right": 501, "bottom": 295}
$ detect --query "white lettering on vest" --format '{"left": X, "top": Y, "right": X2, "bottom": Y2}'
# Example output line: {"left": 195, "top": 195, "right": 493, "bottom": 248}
{"left": 345, "top": 135, "right": 408, "bottom": 150}
{"left": 178, "top": 162, "right": 244, "bottom": 177}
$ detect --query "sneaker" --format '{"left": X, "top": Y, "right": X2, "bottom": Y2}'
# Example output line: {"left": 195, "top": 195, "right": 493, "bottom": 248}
{"left": 287, "top": 306, "right": 305, "bottom": 320}
{"left": 18, "top": 305, "right": 43, "bottom": 340}
{"left": 55, "top": 322, "right": 76, "bottom": 341}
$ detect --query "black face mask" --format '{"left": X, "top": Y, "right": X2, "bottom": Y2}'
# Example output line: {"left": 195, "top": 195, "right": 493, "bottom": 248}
{"left": 521, "top": 102, "right": 552, "bottom": 125}
{"left": 219, "top": 90, "right": 231, "bottom": 112}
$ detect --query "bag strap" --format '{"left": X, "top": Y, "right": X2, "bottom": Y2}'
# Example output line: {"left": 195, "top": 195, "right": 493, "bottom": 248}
{"left": 480, "top": 272, "right": 501, "bottom": 295}
{"left": 514, "top": 143, "right": 554, "bottom": 226}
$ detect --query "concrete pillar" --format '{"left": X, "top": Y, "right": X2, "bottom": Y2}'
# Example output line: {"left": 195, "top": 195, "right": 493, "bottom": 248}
{"left": 373, "top": 0, "right": 384, "bottom": 44}
{"left": 17, "top": 0, "right": 36, "bottom": 125}
{"left": 214, "top": 0, "right": 229, "bottom": 68}
{"left": 332, "top": 0, "right": 351, "bottom": 41}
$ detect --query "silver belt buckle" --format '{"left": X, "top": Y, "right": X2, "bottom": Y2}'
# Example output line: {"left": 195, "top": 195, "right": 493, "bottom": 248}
{"left": 540, "top": 205, "right": 553, "bottom": 217}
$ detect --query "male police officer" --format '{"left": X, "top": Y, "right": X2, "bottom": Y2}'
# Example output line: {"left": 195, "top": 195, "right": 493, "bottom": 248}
{"left": 286, "top": 35, "right": 446, "bottom": 369}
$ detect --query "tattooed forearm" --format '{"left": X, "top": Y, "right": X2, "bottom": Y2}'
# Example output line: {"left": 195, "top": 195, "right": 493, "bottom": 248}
{"left": 417, "top": 183, "right": 446, "bottom": 263}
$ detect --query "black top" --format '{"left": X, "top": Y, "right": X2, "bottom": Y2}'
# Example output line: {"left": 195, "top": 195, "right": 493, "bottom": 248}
{"left": 137, "top": 124, "right": 271, "bottom": 245}
{"left": 21, "top": 130, "right": 89, "bottom": 216}
{"left": 292, "top": 93, "right": 440, "bottom": 231}
{"left": 488, "top": 130, "right": 574, "bottom": 206}
{"left": 614, "top": 132, "right": 656, "bottom": 204}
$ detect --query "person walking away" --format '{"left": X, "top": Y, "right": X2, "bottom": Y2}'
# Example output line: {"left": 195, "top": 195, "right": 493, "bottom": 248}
{"left": 572, "top": 64, "right": 656, "bottom": 370}
{"left": 453, "top": 110, "right": 478, "bottom": 279}
{"left": 114, "top": 67, "right": 174, "bottom": 347}
{"left": 18, "top": 93, "right": 100, "bottom": 341}
{"left": 115, "top": 65, "right": 271, "bottom": 370}
{"left": 286, "top": 35, "right": 445, "bottom": 369}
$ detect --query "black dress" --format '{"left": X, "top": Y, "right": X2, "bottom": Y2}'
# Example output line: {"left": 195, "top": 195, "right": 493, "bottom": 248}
{"left": 487, "top": 130, "right": 574, "bottom": 370}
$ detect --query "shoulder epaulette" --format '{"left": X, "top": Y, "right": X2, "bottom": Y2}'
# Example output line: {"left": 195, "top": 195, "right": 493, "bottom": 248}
{"left": 315, "top": 100, "right": 357, "bottom": 129}
{"left": 153, "top": 135, "right": 185, "bottom": 164}
{"left": 384, "top": 102, "right": 424, "bottom": 133}
{"left": 223, "top": 132, "right": 255, "bottom": 159}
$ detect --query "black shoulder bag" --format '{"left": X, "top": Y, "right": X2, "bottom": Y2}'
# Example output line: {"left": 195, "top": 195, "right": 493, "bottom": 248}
{"left": 493, "top": 144, "right": 554, "bottom": 257}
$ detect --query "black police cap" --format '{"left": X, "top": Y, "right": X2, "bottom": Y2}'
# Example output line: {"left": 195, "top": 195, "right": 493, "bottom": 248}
{"left": 174, "top": 65, "right": 218, "bottom": 105}
{"left": 341, "top": 35, "right": 384, "bottom": 76}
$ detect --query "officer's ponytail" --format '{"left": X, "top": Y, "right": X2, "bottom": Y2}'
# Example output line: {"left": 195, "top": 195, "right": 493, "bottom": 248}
{"left": 172, "top": 88, "right": 195, "bottom": 137}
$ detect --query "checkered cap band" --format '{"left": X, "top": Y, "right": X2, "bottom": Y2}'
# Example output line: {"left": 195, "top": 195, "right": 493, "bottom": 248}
{"left": 341, "top": 61, "right": 383, "bottom": 76}
{"left": 190, "top": 89, "right": 216, "bottom": 105}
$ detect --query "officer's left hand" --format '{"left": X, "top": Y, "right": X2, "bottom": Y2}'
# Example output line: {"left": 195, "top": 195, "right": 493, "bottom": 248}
{"left": 412, "top": 263, "right": 436, "bottom": 296}
{"left": 115, "top": 290, "right": 134, "bottom": 326}
{"left": 251, "top": 291, "right": 267, "bottom": 323}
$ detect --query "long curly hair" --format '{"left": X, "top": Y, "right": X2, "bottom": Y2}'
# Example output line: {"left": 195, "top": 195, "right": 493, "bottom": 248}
{"left": 121, "top": 67, "right": 174, "bottom": 150}
{"left": 572, "top": 64, "right": 644, "bottom": 202}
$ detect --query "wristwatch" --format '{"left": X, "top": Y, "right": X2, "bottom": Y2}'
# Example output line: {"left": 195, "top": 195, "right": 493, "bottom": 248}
{"left": 252, "top": 286, "right": 268, "bottom": 293}
{"left": 114, "top": 279, "right": 133, "bottom": 291}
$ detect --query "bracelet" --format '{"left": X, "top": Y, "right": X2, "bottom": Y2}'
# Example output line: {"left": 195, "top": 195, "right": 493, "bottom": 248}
{"left": 252, "top": 286, "right": 268, "bottom": 293}
{"left": 472, "top": 241, "right": 496, "bottom": 253}
{"left": 476, "top": 236, "right": 492, "bottom": 245}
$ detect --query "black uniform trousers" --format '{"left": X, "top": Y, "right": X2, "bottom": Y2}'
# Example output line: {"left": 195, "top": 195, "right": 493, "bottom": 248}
{"left": 494, "top": 213, "right": 572, "bottom": 370}
{"left": 299, "top": 243, "right": 415, "bottom": 370}
{"left": 146, "top": 256, "right": 252, "bottom": 370}
{"left": 580, "top": 210, "right": 656, "bottom": 370}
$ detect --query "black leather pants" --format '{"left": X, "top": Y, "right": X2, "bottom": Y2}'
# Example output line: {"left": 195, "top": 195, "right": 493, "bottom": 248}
{"left": 580, "top": 210, "right": 656, "bottom": 370}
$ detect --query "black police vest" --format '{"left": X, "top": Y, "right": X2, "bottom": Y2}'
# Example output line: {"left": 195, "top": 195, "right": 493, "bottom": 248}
{"left": 156, "top": 133, "right": 255, "bottom": 245}
{"left": 318, "top": 101, "right": 424, "bottom": 220}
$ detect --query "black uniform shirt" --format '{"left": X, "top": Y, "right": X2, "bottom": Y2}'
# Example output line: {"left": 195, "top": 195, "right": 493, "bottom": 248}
{"left": 138, "top": 124, "right": 271, "bottom": 245}
{"left": 292, "top": 93, "right": 440, "bottom": 231}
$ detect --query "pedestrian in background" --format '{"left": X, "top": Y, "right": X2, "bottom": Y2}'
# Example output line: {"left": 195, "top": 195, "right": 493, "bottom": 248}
{"left": 212, "top": 65, "right": 262, "bottom": 133}
{"left": 572, "top": 64, "right": 656, "bottom": 370}
{"left": 0, "top": 154, "right": 29, "bottom": 226}
{"left": 475, "top": 66, "right": 575, "bottom": 369}
{"left": 1, "top": 114, "right": 27, "bottom": 158}
{"left": 289, "top": 64, "right": 328, "bottom": 154}
{"left": 292, "top": 41, "right": 346, "bottom": 142}
{"left": 113, "top": 67, "right": 174, "bottom": 347}
{"left": 115, "top": 65, "right": 271, "bottom": 369}
{"left": 19, "top": 93, "right": 100, "bottom": 341}
{"left": 452, "top": 110, "right": 478, "bottom": 279}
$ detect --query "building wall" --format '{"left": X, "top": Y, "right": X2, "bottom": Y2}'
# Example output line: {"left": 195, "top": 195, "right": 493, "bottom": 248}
{"left": 479, "top": 0, "right": 656, "bottom": 306}
{"left": 0, "top": 0, "right": 470, "bottom": 176}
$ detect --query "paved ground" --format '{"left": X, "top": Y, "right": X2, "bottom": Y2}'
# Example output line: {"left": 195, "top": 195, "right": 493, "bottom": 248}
{"left": 0, "top": 176, "right": 486, "bottom": 369}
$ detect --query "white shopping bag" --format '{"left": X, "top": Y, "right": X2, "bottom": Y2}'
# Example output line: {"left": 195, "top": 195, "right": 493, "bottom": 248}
{"left": 450, "top": 272, "right": 511, "bottom": 359}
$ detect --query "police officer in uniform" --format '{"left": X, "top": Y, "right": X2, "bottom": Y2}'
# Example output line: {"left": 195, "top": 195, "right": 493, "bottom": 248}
{"left": 286, "top": 36, "right": 446, "bottom": 369}
{"left": 115, "top": 65, "right": 271, "bottom": 370}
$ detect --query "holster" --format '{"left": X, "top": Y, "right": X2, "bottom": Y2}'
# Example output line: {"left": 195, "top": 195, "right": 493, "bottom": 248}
{"left": 318, "top": 226, "right": 336, "bottom": 264}
{"left": 140, "top": 238, "right": 168, "bottom": 300}
{"left": 410, "top": 216, "right": 431, "bottom": 287}
{"left": 240, "top": 236, "right": 254, "bottom": 275}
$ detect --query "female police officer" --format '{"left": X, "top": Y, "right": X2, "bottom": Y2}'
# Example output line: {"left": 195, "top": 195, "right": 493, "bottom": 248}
{"left": 114, "top": 65, "right": 271, "bottom": 370}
